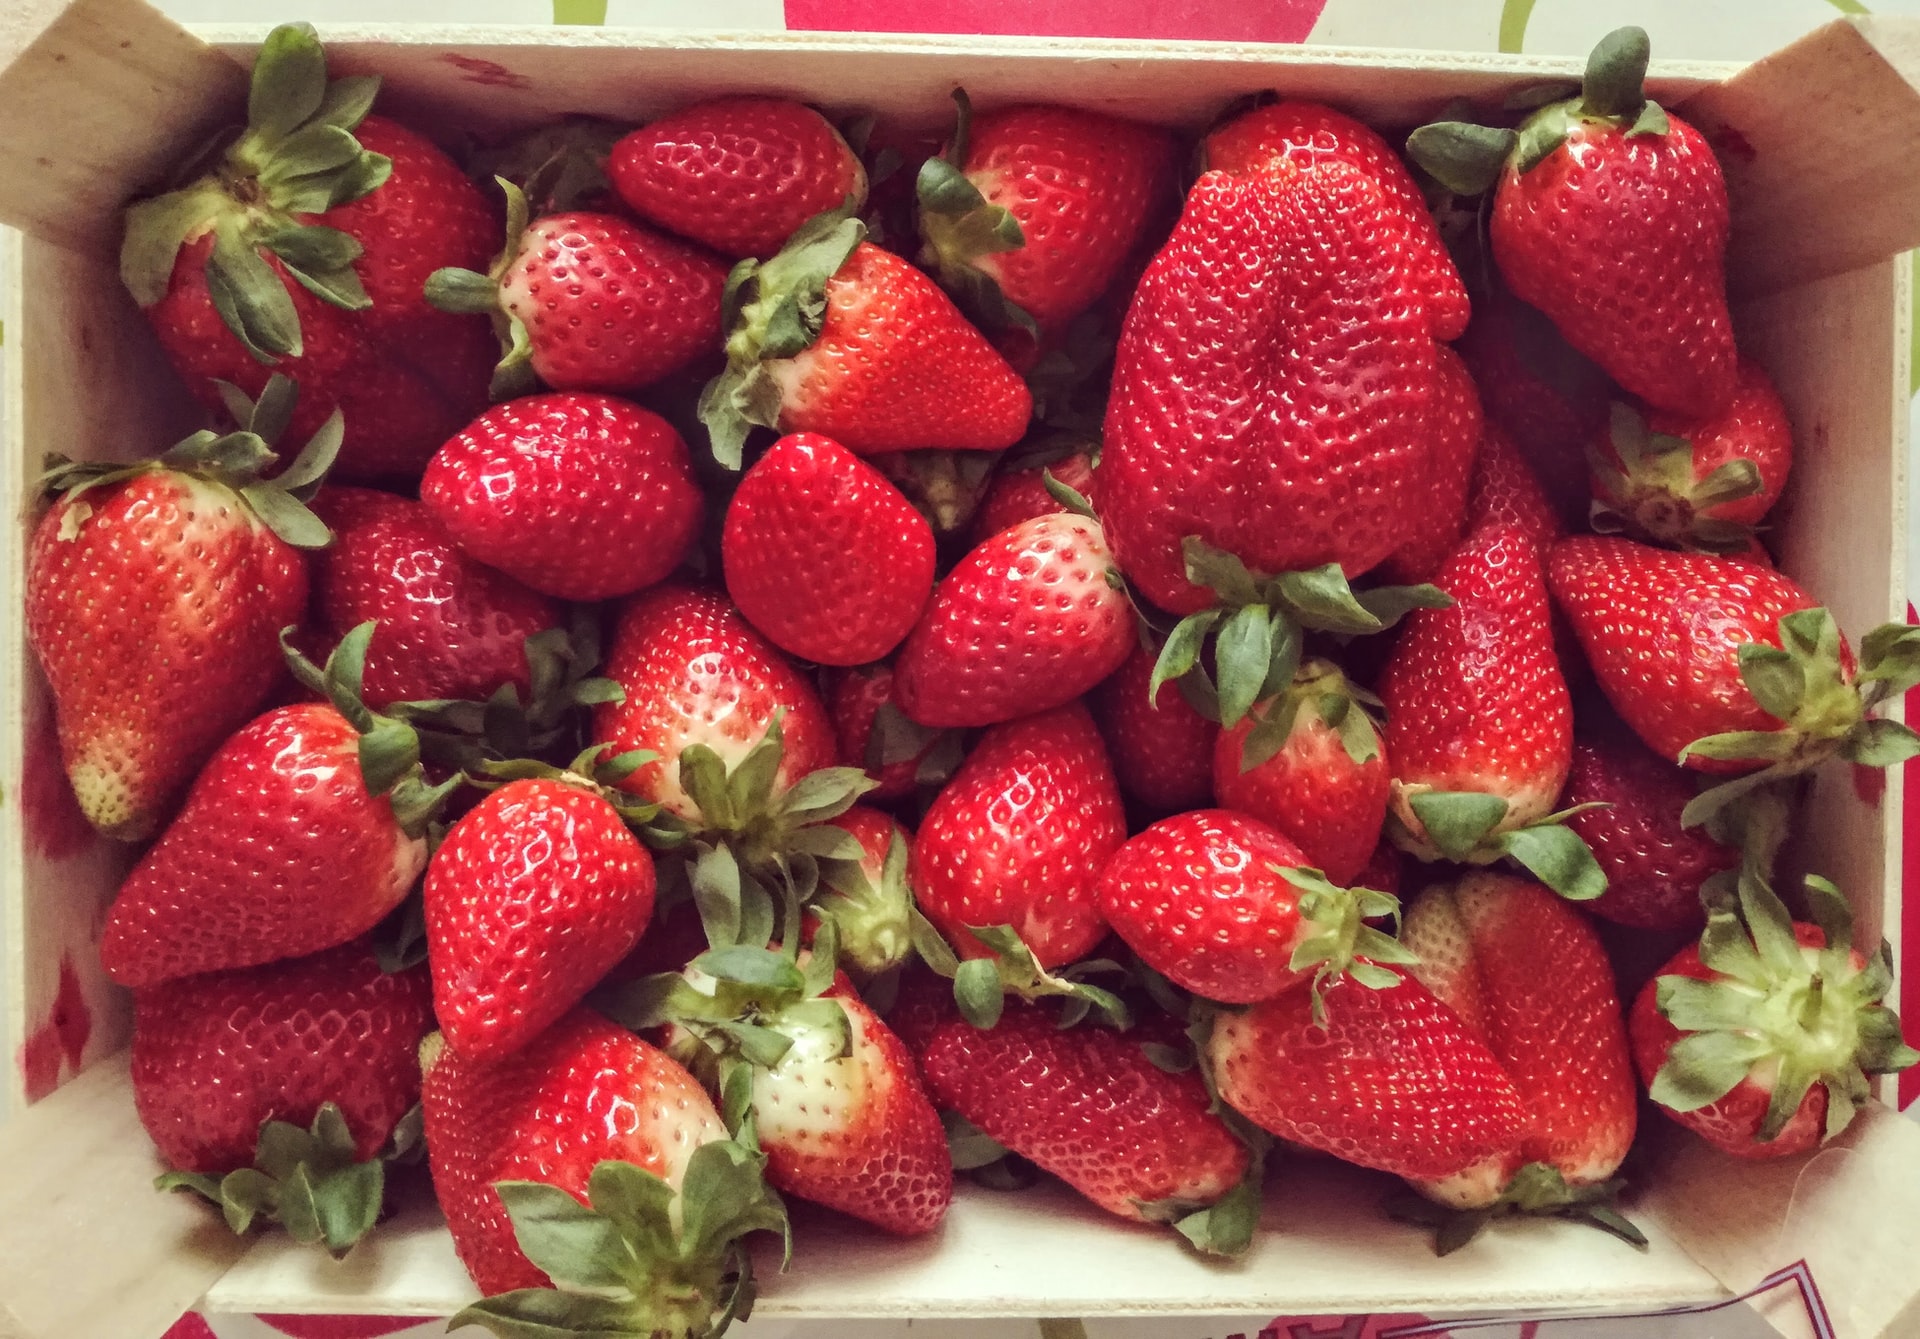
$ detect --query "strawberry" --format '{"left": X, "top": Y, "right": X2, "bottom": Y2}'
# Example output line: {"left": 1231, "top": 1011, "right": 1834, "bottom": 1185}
{"left": 1202, "top": 97, "right": 1469, "bottom": 341}
{"left": 122, "top": 25, "right": 495, "bottom": 481}
{"left": 722, "top": 432, "right": 936, "bottom": 666}
{"left": 699, "top": 212, "right": 1032, "bottom": 469}
{"left": 1097, "top": 809, "right": 1410, "bottom": 1006}
{"left": 1089, "top": 639, "right": 1219, "bottom": 814}
{"left": 1380, "top": 345, "right": 1484, "bottom": 586}
{"left": 426, "top": 776, "right": 658, "bottom": 1063}
{"left": 135, "top": 943, "right": 432, "bottom": 1254}
{"left": 970, "top": 447, "right": 1096, "bottom": 546}
{"left": 608, "top": 97, "right": 867, "bottom": 259}
{"left": 26, "top": 383, "right": 333, "bottom": 840}
{"left": 309, "top": 486, "right": 559, "bottom": 710}
{"left": 1464, "top": 420, "right": 1566, "bottom": 553}
{"left": 1213, "top": 659, "right": 1389, "bottom": 887}
{"left": 825, "top": 662, "right": 957, "bottom": 802}
{"left": 1630, "top": 870, "right": 1917, "bottom": 1158}
{"left": 812, "top": 806, "right": 917, "bottom": 978}
{"left": 892, "top": 512, "right": 1134, "bottom": 729}
{"left": 467, "top": 115, "right": 627, "bottom": 217}
{"left": 422, "top": 393, "right": 704, "bottom": 603}
{"left": 911, "top": 703, "right": 1124, "bottom": 969}
{"left": 1589, "top": 359, "right": 1794, "bottom": 553}
{"left": 915, "top": 91, "right": 1175, "bottom": 337}
{"left": 1411, "top": 28, "right": 1736, "bottom": 418}
{"left": 421, "top": 1008, "right": 783, "bottom": 1335}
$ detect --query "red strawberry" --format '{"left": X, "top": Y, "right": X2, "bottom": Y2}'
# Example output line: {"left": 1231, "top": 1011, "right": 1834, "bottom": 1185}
{"left": 422, "top": 394, "right": 703, "bottom": 602}
{"left": 970, "top": 448, "right": 1096, "bottom": 546}
{"left": 916, "top": 93, "right": 1175, "bottom": 336}
{"left": 427, "top": 778, "right": 656, "bottom": 1063}
{"left": 257, "top": 1318, "right": 421, "bottom": 1339}
{"left": 1380, "top": 345, "right": 1484, "bottom": 585}
{"left": 722, "top": 433, "right": 936, "bottom": 666}
{"left": 825, "top": 663, "right": 952, "bottom": 802}
{"left": 919, "top": 1002, "right": 1250, "bottom": 1227}
{"left": 1097, "top": 809, "right": 1409, "bottom": 1005}
{"left": 592, "top": 585, "right": 836, "bottom": 822}
{"left": 310, "top": 486, "right": 558, "bottom": 710}
{"left": 124, "top": 27, "right": 495, "bottom": 480}
{"left": 700, "top": 216, "right": 1032, "bottom": 469}
{"left": 1464, "top": 420, "right": 1566, "bottom": 553}
{"left": 608, "top": 98, "right": 866, "bottom": 259}
{"left": 893, "top": 512, "right": 1133, "bottom": 729}
{"left": 911, "top": 704, "right": 1124, "bottom": 968}
{"left": 1203, "top": 98, "right": 1470, "bottom": 341}
{"left": 1089, "top": 639, "right": 1219, "bottom": 814}
{"left": 1589, "top": 359, "right": 1794, "bottom": 553}
{"left": 1629, "top": 872, "right": 1916, "bottom": 1158}
{"left": 813, "top": 806, "right": 917, "bottom": 978}
{"left": 1213, "top": 659, "right": 1389, "bottom": 887}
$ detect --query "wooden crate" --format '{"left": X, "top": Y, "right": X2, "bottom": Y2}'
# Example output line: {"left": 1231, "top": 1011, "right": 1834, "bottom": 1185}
{"left": 2, "top": 4, "right": 1920, "bottom": 1336}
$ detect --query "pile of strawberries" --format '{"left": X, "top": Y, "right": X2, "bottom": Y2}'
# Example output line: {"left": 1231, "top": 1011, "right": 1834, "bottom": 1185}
{"left": 29, "top": 19, "right": 1920, "bottom": 1335}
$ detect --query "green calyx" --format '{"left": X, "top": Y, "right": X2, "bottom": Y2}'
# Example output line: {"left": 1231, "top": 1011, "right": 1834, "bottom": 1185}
{"left": 1388, "top": 1163, "right": 1648, "bottom": 1256}
{"left": 450, "top": 1149, "right": 788, "bottom": 1339}
{"left": 120, "top": 23, "right": 391, "bottom": 362}
{"left": 812, "top": 825, "right": 916, "bottom": 978}
{"left": 1389, "top": 788, "right": 1609, "bottom": 902}
{"left": 1589, "top": 401, "right": 1763, "bottom": 554}
{"left": 860, "top": 698, "right": 966, "bottom": 789}
{"left": 697, "top": 204, "right": 866, "bottom": 470}
{"left": 1680, "top": 609, "right": 1920, "bottom": 829}
{"left": 1280, "top": 865, "right": 1419, "bottom": 1021}
{"left": 934, "top": 924, "right": 1132, "bottom": 1033}
{"left": 1233, "top": 658, "right": 1383, "bottom": 774}
{"left": 915, "top": 88, "right": 1037, "bottom": 340}
{"left": 1152, "top": 536, "right": 1451, "bottom": 730}
{"left": 156, "top": 1101, "right": 418, "bottom": 1258}
{"left": 1651, "top": 869, "right": 1918, "bottom": 1143}
{"left": 869, "top": 450, "right": 1000, "bottom": 541}
{"left": 467, "top": 115, "right": 626, "bottom": 217}
{"left": 424, "top": 177, "right": 541, "bottom": 401}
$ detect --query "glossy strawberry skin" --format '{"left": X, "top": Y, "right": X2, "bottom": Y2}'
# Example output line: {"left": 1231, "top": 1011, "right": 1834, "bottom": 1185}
{"left": 1089, "top": 641, "right": 1219, "bottom": 814}
{"left": 592, "top": 585, "right": 836, "bottom": 822}
{"left": 26, "top": 473, "right": 308, "bottom": 842}
{"left": 918, "top": 1002, "right": 1249, "bottom": 1221}
{"left": 722, "top": 433, "right": 936, "bottom": 666}
{"left": 426, "top": 779, "right": 656, "bottom": 1064}
{"left": 310, "top": 487, "right": 558, "bottom": 711}
{"left": 1493, "top": 114, "right": 1736, "bottom": 419}
{"left": 1380, "top": 344, "right": 1484, "bottom": 585}
{"left": 501, "top": 212, "right": 727, "bottom": 393}
{"left": 423, "top": 393, "right": 703, "bottom": 603}
{"left": 100, "top": 703, "right": 425, "bottom": 987}
{"left": 970, "top": 451, "right": 1096, "bottom": 547}
{"left": 145, "top": 116, "right": 498, "bottom": 482}
{"left": 826, "top": 663, "right": 932, "bottom": 802}
{"left": 1214, "top": 702, "right": 1389, "bottom": 889}
{"left": 1095, "top": 164, "right": 1438, "bottom": 614}
{"left": 608, "top": 98, "right": 866, "bottom": 259}
{"left": 422, "top": 1009, "right": 728, "bottom": 1295}
{"left": 1465, "top": 421, "right": 1566, "bottom": 553}
{"left": 910, "top": 704, "right": 1124, "bottom": 968}
{"left": 893, "top": 513, "right": 1134, "bottom": 729}
{"left": 1203, "top": 98, "right": 1470, "bottom": 341}
{"left": 1546, "top": 536, "right": 1829, "bottom": 771}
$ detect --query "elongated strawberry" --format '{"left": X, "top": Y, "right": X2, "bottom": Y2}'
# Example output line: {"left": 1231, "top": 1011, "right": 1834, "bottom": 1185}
{"left": 700, "top": 212, "right": 1032, "bottom": 468}
{"left": 124, "top": 25, "right": 495, "bottom": 480}
{"left": 1203, "top": 97, "right": 1469, "bottom": 341}
{"left": 26, "top": 385, "right": 334, "bottom": 840}
{"left": 893, "top": 512, "right": 1133, "bottom": 729}
{"left": 970, "top": 446, "right": 1096, "bottom": 546}
{"left": 608, "top": 98, "right": 866, "bottom": 259}
{"left": 722, "top": 432, "right": 936, "bottom": 666}
{"left": 421, "top": 393, "right": 704, "bottom": 603}
{"left": 1465, "top": 420, "right": 1566, "bottom": 552}
{"left": 1214, "top": 659, "right": 1388, "bottom": 887}
{"left": 1381, "top": 345, "right": 1484, "bottom": 586}
{"left": 1090, "top": 639, "right": 1219, "bottom": 814}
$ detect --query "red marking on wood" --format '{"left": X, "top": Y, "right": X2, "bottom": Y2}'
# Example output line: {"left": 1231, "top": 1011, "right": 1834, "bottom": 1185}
{"left": 441, "top": 53, "right": 533, "bottom": 89}
{"left": 16, "top": 956, "right": 92, "bottom": 1102}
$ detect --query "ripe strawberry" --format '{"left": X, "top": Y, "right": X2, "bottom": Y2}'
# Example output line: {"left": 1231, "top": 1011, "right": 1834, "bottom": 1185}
{"left": 970, "top": 447, "right": 1096, "bottom": 546}
{"left": 1630, "top": 871, "right": 1916, "bottom": 1158}
{"left": 1464, "top": 420, "right": 1566, "bottom": 553}
{"left": 1203, "top": 98, "right": 1469, "bottom": 341}
{"left": 421, "top": 393, "right": 704, "bottom": 602}
{"left": 1213, "top": 660, "right": 1389, "bottom": 887}
{"left": 911, "top": 703, "right": 1124, "bottom": 968}
{"left": 608, "top": 97, "right": 867, "bottom": 259}
{"left": 26, "top": 396, "right": 329, "bottom": 840}
{"left": 1380, "top": 345, "right": 1484, "bottom": 585}
{"left": 722, "top": 433, "right": 936, "bottom": 666}
{"left": 123, "top": 26, "right": 494, "bottom": 481}
{"left": 813, "top": 806, "right": 917, "bottom": 978}
{"left": 1097, "top": 809, "right": 1409, "bottom": 1005}
{"left": 825, "top": 663, "right": 954, "bottom": 802}
{"left": 1089, "top": 639, "right": 1219, "bottom": 814}
{"left": 700, "top": 214, "right": 1032, "bottom": 469}
{"left": 1589, "top": 359, "right": 1794, "bottom": 553}
{"left": 427, "top": 777, "right": 657, "bottom": 1063}
{"left": 310, "top": 486, "right": 559, "bottom": 710}
{"left": 916, "top": 92, "right": 1175, "bottom": 336}
{"left": 919, "top": 1002, "right": 1250, "bottom": 1227}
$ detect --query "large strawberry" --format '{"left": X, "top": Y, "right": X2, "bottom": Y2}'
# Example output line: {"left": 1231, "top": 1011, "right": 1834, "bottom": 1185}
{"left": 26, "top": 383, "right": 333, "bottom": 840}
{"left": 122, "top": 24, "right": 495, "bottom": 480}
{"left": 1090, "top": 638, "right": 1219, "bottom": 814}
{"left": 1464, "top": 420, "right": 1566, "bottom": 552}
{"left": 421, "top": 393, "right": 704, "bottom": 603}
{"left": 698, "top": 211, "right": 1032, "bottom": 469}
{"left": 1411, "top": 27, "right": 1736, "bottom": 418}
{"left": 892, "top": 511, "right": 1133, "bottom": 729}
{"left": 608, "top": 98, "right": 867, "bottom": 259}
{"left": 136, "top": 943, "right": 432, "bottom": 1255}
{"left": 722, "top": 432, "right": 936, "bottom": 667}
{"left": 1381, "top": 345, "right": 1485, "bottom": 586}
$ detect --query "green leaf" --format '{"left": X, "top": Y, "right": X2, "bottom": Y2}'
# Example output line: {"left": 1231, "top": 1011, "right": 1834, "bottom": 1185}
{"left": 1693, "top": 458, "right": 1764, "bottom": 510}
{"left": 1739, "top": 645, "right": 1806, "bottom": 723}
{"left": 248, "top": 23, "right": 328, "bottom": 143}
{"left": 259, "top": 126, "right": 364, "bottom": 187}
{"left": 450, "top": 1287, "right": 644, "bottom": 1338}
{"left": 1496, "top": 823, "right": 1608, "bottom": 901}
{"left": 1650, "top": 1030, "right": 1770, "bottom": 1112}
{"left": 786, "top": 825, "right": 864, "bottom": 861}
{"left": 1149, "top": 610, "right": 1220, "bottom": 702}
{"left": 779, "top": 766, "right": 875, "bottom": 824}
{"left": 726, "top": 731, "right": 786, "bottom": 819}
{"left": 1214, "top": 602, "right": 1275, "bottom": 728}
{"left": 1354, "top": 582, "right": 1453, "bottom": 629}
{"left": 1859, "top": 621, "right": 1920, "bottom": 691}
{"left": 314, "top": 74, "right": 381, "bottom": 131}
{"left": 691, "top": 844, "right": 744, "bottom": 948}
{"left": 715, "top": 1019, "right": 797, "bottom": 1070}
{"left": 1171, "top": 1172, "right": 1261, "bottom": 1257}
{"left": 1181, "top": 536, "right": 1260, "bottom": 607}
{"left": 1679, "top": 730, "right": 1796, "bottom": 765}
{"left": 275, "top": 406, "right": 344, "bottom": 496}
{"left": 1737, "top": 870, "right": 1805, "bottom": 978}
{"left": 1141, "top": 1041, "right": 1195, "bottom": 1074}
{"left": 954, "top": 958, "right": 1005, "bottom": 1029}
{"left": 1405, "top": 121, "right": 1517, "bottom": 197}
{"left": 241, "top": 484, "right": 332, "bottom": 549}
{"left": 1582, "top": 25, "right": 1651, "bottom": 119}
{"left": 910, "top": 909, "right": 961, "bottom": 978}
{"left": 692, "top": 945, "right": 806, "bottom": 994}
{"left": 1626, "top": 99, "right": 1670, "bottom": 138}
{"left": 309, "top": 1159, "right": 384, "bottom": 1257}
{"left": 207, "top": 223, "right": 302, "bottom": 362}
{"left": 1273, "top": 564, "right": 1383, "bottom": 636}
{"left": 1238, "top": 696, "right": 1302, "bottom": 773}
{"left": 1041, "top": 470, "right": 1097, "bottom": 520}
{"left": 120, "top": 186, "right": 225, "bottom": 308}
{"left": 1843, "top": 718, "right": 1920, "bottom": 767}
{"left": 424, "top": 266, "right": 502, "bottom": 315}
{"left": 1406, "top": 790, "right": 1509, "bottom": 861}
{"left": 943, "top": 1111, "right": 1012, "bottom": 1171}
